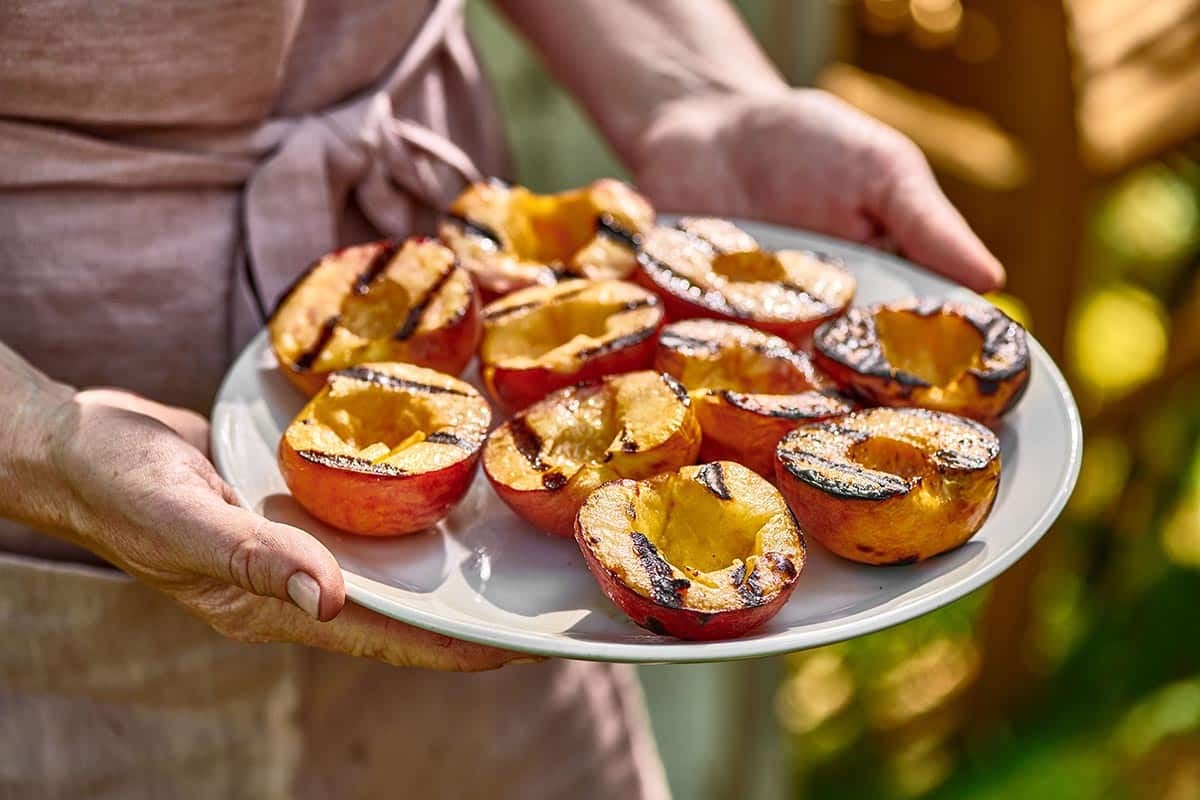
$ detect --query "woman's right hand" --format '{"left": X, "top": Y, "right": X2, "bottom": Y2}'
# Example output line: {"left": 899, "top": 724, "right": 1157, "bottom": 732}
{"left": 7, "top": 377, "right": 525, "bottom": 671}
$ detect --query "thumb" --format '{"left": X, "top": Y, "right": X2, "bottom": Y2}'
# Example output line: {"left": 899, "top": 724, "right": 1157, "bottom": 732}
{"left": 190, "top": 495, "right": 347, "bottom": 622}
{"left": 870, "top": 146, "right": 1006, "bottom": 293}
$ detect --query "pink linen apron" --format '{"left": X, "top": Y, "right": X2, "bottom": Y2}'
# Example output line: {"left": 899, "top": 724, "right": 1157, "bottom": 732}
{"left": 0, "top": 2, "right": 670, "bottom": 797}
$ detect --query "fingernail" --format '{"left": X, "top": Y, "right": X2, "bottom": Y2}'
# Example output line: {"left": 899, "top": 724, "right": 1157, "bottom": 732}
{"left": 287, "top": 572, "right": 321, "bottom": 620}
{"left": 509, "top": 657, "right": 544, "bottom": 665}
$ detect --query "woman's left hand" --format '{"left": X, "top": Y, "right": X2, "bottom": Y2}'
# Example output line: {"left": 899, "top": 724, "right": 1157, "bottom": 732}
{"left": 630, "top": 88, "right": 1005, "bottom": 293}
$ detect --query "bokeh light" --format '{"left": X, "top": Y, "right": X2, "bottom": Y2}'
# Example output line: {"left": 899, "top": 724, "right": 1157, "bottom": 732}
{"left": 1068, "top": 283, "right": 1169, "bottom": 398}
{"left": 1067, "top": 435, "right": 1132, "bottom": 519}
{"left": 1094, "top": 164, "right": 1200, "bottom": 287}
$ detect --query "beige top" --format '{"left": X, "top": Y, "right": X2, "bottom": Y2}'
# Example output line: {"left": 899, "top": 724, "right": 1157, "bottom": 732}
{"left": 0, "top": 2, "right": 669, "bottom": 796}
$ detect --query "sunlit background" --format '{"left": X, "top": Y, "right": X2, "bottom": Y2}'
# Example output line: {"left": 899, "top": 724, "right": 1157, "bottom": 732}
{"left": 468, "top": 1, "right": 1200, "bottom": 797}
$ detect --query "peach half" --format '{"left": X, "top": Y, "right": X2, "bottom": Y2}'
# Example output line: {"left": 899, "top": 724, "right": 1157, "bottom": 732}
{"left": 812, "top": 297, "right": 1030, "bottom": 421}
{"left": 654, "top": 318, "right": 855, "bottom": 477}
{"left": 269, "top": 239, "right": 480, "bottom": 396}
{"left": 278, "top": 363, "right": 490, "bottom": 536}
{"left": 479, "top": 279, "right": 664, "bottom": 414}
{"left": 575, "top": 461, "right": 805, "bottom": 640}
{"left": 636, "top": 218, "right": 855, "bottom": 343}
{"left": 439, "top": 178, "right": 655, "bottom": 298}
{"left": 482, "top": 370, "right": 701, "bottom": 538}
{"left": 774, "top": 407, "right": 1000, "bottom": 565}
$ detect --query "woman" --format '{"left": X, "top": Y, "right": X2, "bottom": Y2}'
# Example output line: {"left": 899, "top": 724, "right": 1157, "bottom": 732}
{"left": 0, "top": 0, "right": 1003, "bottom": 797}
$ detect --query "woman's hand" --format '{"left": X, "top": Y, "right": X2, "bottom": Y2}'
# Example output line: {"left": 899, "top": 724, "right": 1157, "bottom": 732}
{"left": 13, "top": 383, "right": 523, "bottom": 671}
{"left": 631, "top": 89, "right": 1005, "bottom": 292}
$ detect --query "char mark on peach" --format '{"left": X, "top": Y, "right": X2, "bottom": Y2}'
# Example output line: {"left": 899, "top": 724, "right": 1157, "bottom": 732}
{"left": 596, "top": 213, "right": 642, "bottom": 250}
{"left": 425, "top": 431, "right": 472, "bottom": 449}
{"left": 334, "top": 366, "right": 470, "bottom": 396}
{"left": 444, "top": 212, "right": 502, "bottom": 246}
{"left": 575, "top": 325, "right": 657, "bottom": 359}
{"left": 394, "top": 264, "right": 457, "bottom": 340}
{"left": 764, "top": 551, "right": 798, "bottom": 579}
{"left": 730, "top": 562, "right": 767, "bottom": 607}
{"left": 659, "top": 331, "right": 719, "bottom": 354}
{"left": 630, "top": 531, "right": 690, "bottom": 608}
{"left": 541, "top": 471, "right": 568, "bottom": 490}
{"left": 721, "top": 390, "right": 843, "bottom": 420}
{"left": 674, "top": 223, "right": 728, "bottom": 254}
{"left": 296, "top": 450, "right": 405, "bottom": 476}
{"left": 778, "top": 280, "right": 832, "bottom": 313}
{"left": 293, "top": 314, "right": 339, "bottom": 372}
{"left": 778, "top": 449, "right": 913, "bottom": 500}
{"left": 483, "top": 299, "right": 540, "bottom": 321}
{"left": 353, "top": 242, "right": 399, "bottom": 295}
{"left": 636, "top": 251, "right": 739, "bottom": 318}
{"left": 660, "top": 373, "right": 691, "bottom": 406}
{"left": 695, "top": 462, "right": 733, "bottom": 500}
{"left": 508, "top": 416, "right": 547, "bottom": 471}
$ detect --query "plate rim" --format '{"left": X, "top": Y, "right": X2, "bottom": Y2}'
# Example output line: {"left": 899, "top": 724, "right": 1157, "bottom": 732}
{"left": 212, "top": 219, "right": 1083, "bottom": 663}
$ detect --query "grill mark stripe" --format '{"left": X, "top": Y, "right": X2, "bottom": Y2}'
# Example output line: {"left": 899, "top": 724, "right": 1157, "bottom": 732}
{"left": 425, "top": 431, "right": 472, "bottom": 449}
{"left": 596, "top": 214, "right": 641, "bottom": 250}
{"left": 297, "top": 450, "right": 404, "bottom": 475}
{"left": 729, "top": 562, "right": 767, "bottom": 607}
{"left": 575, "top": 325, "right": 657, "bottom": 359}
{"left": 695, "top": 462, "right": 732, "bottom": 500}
{"left": 631, "top": 531, "right": 690, "bottom": 608}
{"left": 444, "top": 212, "right": 502, "bottom": 245}
{"left": 293, "top": 315, "right": 339, "bottom": 372}
{"left": 394, "top": 264, "right": 458, "bottom": 340}
{"left": 675, "top": 224, "right": 730, "bottom": 255}
{"left": 637, "top": 251, "right": 742, "bottom": 318}
{"left": 542, "top": 471, "right": 568, "bottom": 490}
{"left": 764, "top": 551, "right": 798, "bottom": 580}
{"left": 508, "top": 416, "right": 547, "bottom": 471}
{"left": 660, "top": 373, "right": 691, "bottom": 406}
{"left": 721, "top": 389, "right": 852, "bottom": 420}
{"left": 333, "top": 366, "right": 470, "bottom": 396}
{"left": 354, "top": 242, "right": 399, "bottom": 295}
{"left": 659, "top": 331, "right": 720, "bottom": 353}
{"left": 482, "top": 284, "right": 592, "bottom": 323}
{"left": 777, "top": 448, "right": 913, "bottom": 499}
{"left": 483, "top": 299, "right": 539, "bottom": 322}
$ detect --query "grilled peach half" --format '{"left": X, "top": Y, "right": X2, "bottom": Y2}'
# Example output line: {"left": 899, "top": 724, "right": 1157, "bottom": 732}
{"left": 654, "top": 319, "right": 855, "bottom": 477}
{"left": 479, "top": 279, "right": 664, "bottom": 414}
{"left": 482, "top": 370, "right": 700, "bottom": 538}
{"left": 636, "top": 218, "right": 855, "bottom": 343}
{"left": 775, "top": 407, "right": 1000, "bottom": 565}
{"left": 575, "top": 461, "right": 805, "bottom": 640}
{"left": 278, "top": 363, "right": 490, "bottom": 536}
{"left": 439, "top": 178, "right": 655, "bottom": 298}
{"left": 813, "top": 298, "right": 1030, "bottom": 421}
{"left": 269, "top": 239, "right": 480, "bottom": 396}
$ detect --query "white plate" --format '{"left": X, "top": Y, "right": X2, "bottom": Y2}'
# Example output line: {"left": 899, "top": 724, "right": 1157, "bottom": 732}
{"left": 212, "top": 219, "right": 1082, "bottom": 663}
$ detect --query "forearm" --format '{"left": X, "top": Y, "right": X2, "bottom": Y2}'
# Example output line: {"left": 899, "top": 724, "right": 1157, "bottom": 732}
{"left": 0, "top": 341, "right": 75, "bottom": 534}
{"left": 491, "top": 0, "right": 786, "bottom": 164}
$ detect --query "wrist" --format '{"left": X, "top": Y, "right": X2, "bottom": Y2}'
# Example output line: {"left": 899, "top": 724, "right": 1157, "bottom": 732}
{"left": 0, "top": 366, "right": 78, "bottom": 535}
{"left": 628, "top": 85, "right": 790, "bottom": 180}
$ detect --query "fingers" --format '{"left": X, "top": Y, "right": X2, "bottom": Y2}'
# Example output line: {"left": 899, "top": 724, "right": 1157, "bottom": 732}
{"left": 869, "top": 144, "right": 1006, "bottom": 293}
{"left": 188, "top": 497, "right": 347, "bottom": 622}
{"left": 291, "top": 602, "right": 535, "bottom": 671}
